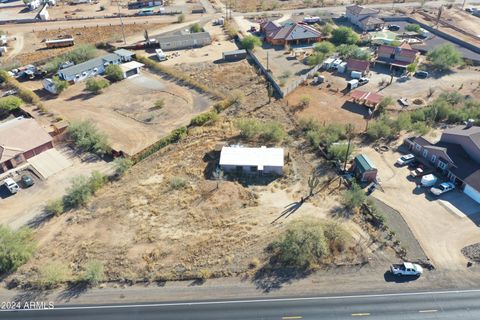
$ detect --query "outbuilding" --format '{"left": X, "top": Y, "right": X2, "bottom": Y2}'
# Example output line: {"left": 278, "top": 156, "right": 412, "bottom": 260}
{"left": 222, "top": 49, "right": 247, "bottom": 62}
{"left": 219, "top": 146, "right": 284, "bottom": 175}
{"left": 155, "top": 32, "right": 212, "bottom": 51}
{"left": 119, "top": 61, "right": 144, "bottom": 78}
{"left": 351, "top": 154, "right": 378, "bottom": 182}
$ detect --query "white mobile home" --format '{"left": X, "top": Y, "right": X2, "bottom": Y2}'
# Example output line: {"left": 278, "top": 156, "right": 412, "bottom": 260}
{"left": 219, "top": 146, "right": 284, "bottom": 175}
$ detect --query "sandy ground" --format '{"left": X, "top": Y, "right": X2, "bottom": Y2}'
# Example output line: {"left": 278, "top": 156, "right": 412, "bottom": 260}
{"left": 0, "top": 146, "right": 113, "bottom": 230}
{"left": 38, "top": 71, "right": 212, "bottom": 155}
{"left": 360, "top": 144, "right": 480, "bottom": 271}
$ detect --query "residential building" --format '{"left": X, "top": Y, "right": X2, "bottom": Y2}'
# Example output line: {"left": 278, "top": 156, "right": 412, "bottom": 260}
{"left": 351, "top": 154, "right": 378, "bottom": 182}
{"left": 404, "top": 122, "right": 480, "bottom": 203}
{"left": 0, "top": 117, "right": 53, "bottom": 173}
{"left": 119, "top": 61, "right": 144, "bottom": 78}
{"left": 346, "top": 58, "right": 370, "bottom": 75}
{"left": 260, "top": 21, "right": 324, "bottom": 46}
{"left": 57, "top": 50, "right": 135, "bottom": 83}
{"left": 114, "top": 49, "right": 135, "bottom": 62}
{"left": 375, "top": 43, "right": 418, "bottom": 70}
{"left": 155, "top": 32, "right": 212, "bottom": 51}
{"left": 350, "top": 90, "right": 383, "bottom": 108}
{"left": 219, "top": 146, "right": 284, "bottom": 175}
{"left": 345, "top": 4, "right": 384, "bottom": 31}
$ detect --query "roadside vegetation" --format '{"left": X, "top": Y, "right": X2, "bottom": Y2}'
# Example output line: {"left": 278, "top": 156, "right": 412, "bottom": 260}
{"left": 0, "top": 96, "right": 23, "bottom": 117}
{"left": 235, "top": 118, "right": 286, "bottom": 143}
{"left": 62, "top": 172, "right": 107, "bottom": 209}
{"left": 68, "top": 120, "right": 110, "bottom": 156}
{"left": 0, "top": 226, "right": 36, "bottom": 275}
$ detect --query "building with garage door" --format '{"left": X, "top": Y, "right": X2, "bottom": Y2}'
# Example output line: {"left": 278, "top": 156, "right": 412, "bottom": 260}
{"left": 0, "top": 117, "right": 53, "bottom": 173}
{"left": 404, "top": 121, "right": 480, "bottom": 204}
{"left": 119, "top": 61, "right": 144, "bottom": 78}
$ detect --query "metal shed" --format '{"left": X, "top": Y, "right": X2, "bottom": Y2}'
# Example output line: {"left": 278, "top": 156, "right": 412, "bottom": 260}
{"left": 222, "top": 49, "right": 247, "bottom": 61}
{"left": 155, "top": 32, "right": 212, "bottom": 51}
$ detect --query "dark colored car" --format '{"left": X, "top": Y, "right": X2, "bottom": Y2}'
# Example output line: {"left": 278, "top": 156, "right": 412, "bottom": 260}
{"left": 21, "top": 175, "right": 34, "bottom": 187}
{"left": 388, "top": 24, "right": 400, "bottom": 31}
{"left": 415, "top": 71, "right": 429, "bottom": 79}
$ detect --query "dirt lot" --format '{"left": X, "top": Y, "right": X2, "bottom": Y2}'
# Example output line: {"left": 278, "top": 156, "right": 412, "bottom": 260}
{"left": 286, "top": 85, "right": 369, "bottom": 132}
{"left": 32, "top": 71, "right": 212, "bottom": 155}
{"left": 360, "top": 143, "right": 480, "bottom": 271}
{"left": 0, "top": 146, "right": 113, "bottom": 230}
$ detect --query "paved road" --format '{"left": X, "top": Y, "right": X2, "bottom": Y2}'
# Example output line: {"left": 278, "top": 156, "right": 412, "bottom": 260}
{"left": 3, "top": 289, "right": 480, "bottom": 319}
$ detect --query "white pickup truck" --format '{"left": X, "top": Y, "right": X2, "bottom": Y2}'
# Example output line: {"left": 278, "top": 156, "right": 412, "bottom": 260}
{"left": 390, "top": 262, "right": 423, "bottom": 276}
{"left": 3, "top": 178, "right": 19, "bottom": 194}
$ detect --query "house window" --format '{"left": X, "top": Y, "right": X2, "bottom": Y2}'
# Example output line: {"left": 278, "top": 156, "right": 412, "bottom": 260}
{"left": 431, "top": 155, "right": 436, "bottom": 163}
{"left": 415, "top": 144, "right": 421, "bottom": 151}
{"left": 250, "top": 166, "right": 257, "bottom": 172}
{"left": 438, "top": 161, "right": 447, "bottom": 170}
{"left": 422, "top": 149, "right": 428, "bottom": 158}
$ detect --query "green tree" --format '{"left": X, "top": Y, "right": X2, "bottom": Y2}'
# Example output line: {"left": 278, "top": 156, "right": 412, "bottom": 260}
{"left": 68, "top": 121, "right": 110, "bottom": 156}
{"left": 336, "top": 44, "right": 369, "bottom": 60}
{"left": 104, "top": 64, "right": 124, "bottom": 82}
{"left": 331, "top": 26, "right": 359, "bottom": 45}
{"left": 342, "top": 182, "right": 366, "bottom": 210}
{"left": 427, "top": 44, "right": 462, "bottom": 70}
{"left": 190, "top": 23, "right": 202, "bottom": 33}
{"left": 62, "top": 175, "right": 93, "bottom": 209}
{"left": 240, "top": 35, "right": 262, "bottom": 50}
{"left": 271, "top": 219, "right": 328, "bottom": 268}
{"left": 405, "top": 24, "right": 421, "bottom": 33}
{"left": 82, "top": 260, "right": 105, "bottom": 286}
{"left": 52, "top": 76, "right": 69, "bottom": 94}
{"left": 314, "top": 41, "right": 336, "bottom": 56}
{"left": 328, "top": 143, "right": 355, "bottom": 162}
{"left": 85, "top": 78, "right": 109, "bottom": 94}
{"left": 367, "top": 118, "right": 393, "bottom": 140}
{"left": 113, "top": 157, "right": 133, "bottom": 176}
{"left": 0, "top": 226, "right": 35, "bottom": 274}
{"left": 406, "top": 62, "right": 417, "bottom": 74}
{"left": 377, "top": 96, "right": 393, "bottom": 114}
{"left": 0, "top": 96, "right": 23, "bottom": 113}
{"left": 307, "top": 52, "right": 325, "bottom": 66}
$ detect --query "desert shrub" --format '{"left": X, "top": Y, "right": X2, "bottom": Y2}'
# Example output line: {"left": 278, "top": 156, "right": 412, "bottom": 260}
{"left": 405, "top": 24, "right": 421, "bottom": 33}
{"left": 177, "top": 13, "right": 185, "bottom": 23}
{"left": 190, "top": 23, "right": 202, "bottom": 33}
{"left": 307, "top": 52, "right": 325, "bottom": 66}
{"left": 104, "top": 64, "right": 124, "bottom": 82}
{"left": 0, "top": 96, "right": 22, "bottom": 113}
{"left": 45, "top": 199, "right": 64, "bottom": 216}
{"left": 410, "top": 109, "right": 426, "bottom": 122}
{"left": 18, "top": 88, "right": 40, "bottom": 105}
{"left": 411, "top": 121, "right": 430, "bottom": 135}
{"left": 377, "top": 96, "right": 393, "bottom": 114}
{"left": 328, "top": 142, "right": 354, "bottom": 162}
{"left": 367, "top": 118, "right": 393, "bottom": 140}
{"left": 153, "top": 99, "right": 165, "bottom": 110}
{"left": 235, "top": 118, "right": 262, "bottom": 139}
{"left": 439, "top": 91, "right": 464, "bottom": 105}
{"left": 235, "top": 118, "right": 285, "bottom": 142}
{"left": 82, "top": 260, "right": 105, "bottom": 286}
{"left": 89, "top": 171, "right": 107, "bottom": 193}
{"left": 313, "top": 41, "right": 336, "bottom": 56}
{"left": 394, "top": 112, "right": 412, "bottom": 132}
{"left": 169, "top": 176, "right": 187, "bottom": 190}
{"left": 427, "top": 43, "right": 462, "bottom": 70}
{"left": 35, "top": 261, "right": 69, "bottom": 289}
{"left": 197, "top": 268, "right": 212, "bottom": 280}
{"left": 113, "top": 157, "right": 133, "bottom": 176}
{"left": 52, "top": 76, "right": 69, "bottom": 94}
{"left": 240, "top": 35, "right": 262, "bottom": 50}
{"left": 62, "top": 172, "right": 106, "bottom": 209}
{"left": 271, "top": 218, "right": 328, "bottom": 268}
{"left": 0, "top": 226, "right": 35, "bottom": 274}
{"left": 260, "top": 121, "right": 286, "bottom": 143}
{"left": 342, "top": 182, "right": 366, "bottom": 210}
{"left": 323, "top": 221, "right": 349, "bottom": 253}
{"left": 223, "top": 21, "right": 237, "bottom": 39}
{"left": 304, "top": 122, "right": 346, "bottom": 148}
{"left": 133, "top": 126, "right": 187, "bottom": 162}
{"left": 68, "top": 121, "right": 110, "bottom": 156}
{"left": 190, "top": 111, "right": 219, "bottom": 126}
{"left": 85, "top": 78, "right": 109, "bottom": 94}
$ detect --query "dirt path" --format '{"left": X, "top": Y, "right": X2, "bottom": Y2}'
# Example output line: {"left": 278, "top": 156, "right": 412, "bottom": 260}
{"left": 3, "top": 32, "right": 23, "bottom": 62}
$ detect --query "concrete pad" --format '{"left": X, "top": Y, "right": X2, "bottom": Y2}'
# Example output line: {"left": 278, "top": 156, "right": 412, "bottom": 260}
{"left": 438, "top": 191, "right": 480, "bottom": 218}
{"left": 28, "top": 148, "right": 72, "bottom": 179}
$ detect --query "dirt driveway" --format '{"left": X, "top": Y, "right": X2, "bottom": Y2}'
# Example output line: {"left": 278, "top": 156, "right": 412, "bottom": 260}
{"left": 0, "top": 146, "right": 113, "bottom": 230}
{"left": 40, "top": 71, "right": 212, "bottom": 155}
{"left": 360, "top": 145, "right": 480, "bottom": 271}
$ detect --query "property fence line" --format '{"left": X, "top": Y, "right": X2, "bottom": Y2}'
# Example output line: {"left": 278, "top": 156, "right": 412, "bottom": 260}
{"left": 246, "top": 48, "right": 285, "bottom": 98}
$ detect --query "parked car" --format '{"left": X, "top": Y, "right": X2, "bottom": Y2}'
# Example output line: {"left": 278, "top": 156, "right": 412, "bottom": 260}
{"left": 21, "top": 174, "right": 34, "bottom": 188}
{"left": 421, "top": 174, "right": 438, "bottom": 187}
{"left": 465, "top": 7, "right": 478, "bottom": 13}
{"left": 387, "top": 24, "right": 401, "bottom": 31}
{"left": 396, "top": 154, "right": 415, "bottom": 166}
{"left": 3, "top": 178, "right": 19, "bottom": 194}
{"left": 398, "top": 98, "right": 410, "bottom": 107}
{"left": 410, "top": 167, "right": 432, "bottom": 178}
{"left": 358, "top": 77, "right": 369, "bottom": 86}
{"left": 430, "top": 182, "right": 455, "bottom": 196}
{"left": 390, "top": 262, "right": 423, "bottom": 276}
{"left": 415, "top": 71, "right": 429, "bottom": 79}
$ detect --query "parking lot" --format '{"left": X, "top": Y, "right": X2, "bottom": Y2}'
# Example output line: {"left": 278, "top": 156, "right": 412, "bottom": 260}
{"left": 360, "top": 143, "right": 480, "bottom": 271}
{"left": 0, "top": 146, "right": 113, "bottom": 229}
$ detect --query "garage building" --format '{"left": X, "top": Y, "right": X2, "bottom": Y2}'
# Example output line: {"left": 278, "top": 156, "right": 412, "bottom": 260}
{"left": 119, "top": 61, "right": 144, "bottom": 78}
{"left": 219, "top": 146, "right": 284, "bottom": 175}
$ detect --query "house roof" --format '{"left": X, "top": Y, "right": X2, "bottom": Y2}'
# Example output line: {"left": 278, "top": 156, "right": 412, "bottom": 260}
{"left": 346, "top": 4, "right": 379, "bottom": 16}
{"left": 219, "top": 146, "right": 284, "bottom": 170}
{"left": 262, "top": 21, "right": 323, "bottom": 41}
{"left": 347, "top": 58, "right": 370, "bottom": 72}
{"left": 350, "top": 90, "right": 383, "bottom": 105}
{"left": 113, "top": 49, "right": 135, "bottom": 58}
{"left": 411, "top": 136, "right": 432, "bottom": 147}
{"left": 119, "top": 61, "right": 144, "bottom": 72}
{"left": 156, "top": 32, "right": 211, "bottom": 46}
{"left": 442, "top": 125, "right": 480, "bottom": 151}
{"left": 359, "top": 16, "right": 384, "bottom": 25}
{"left": 0, "top": 117, "right": 52, "bottom": 164}
{"left": 58, "top": 53, "right": 120, "bottom": 78}
{"left": 354, "top": 154, "right": 376, "bottom": 173}
{"left": 377, "top": 45, "right": 396, "bottom": 55}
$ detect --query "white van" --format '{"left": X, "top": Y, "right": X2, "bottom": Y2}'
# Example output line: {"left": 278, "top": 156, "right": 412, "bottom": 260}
{"left": 351, "top": 71, "right": 362, "bottom": 79}
{"left": 3, "top": 178, "right": 19, "bottom": 194}
{"left": 421, "top": 174, "right": 437, "bottom": 187}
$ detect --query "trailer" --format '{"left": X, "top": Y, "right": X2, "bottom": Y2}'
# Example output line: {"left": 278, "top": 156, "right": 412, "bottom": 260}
{"left": 155, "top": 48, "right": 167, "bottom": 61}
{"left": 45, "top": 37, "right": 75, "bottom": 48}
{"left": 222, "top": 49, "right": 247, "bottom": 62}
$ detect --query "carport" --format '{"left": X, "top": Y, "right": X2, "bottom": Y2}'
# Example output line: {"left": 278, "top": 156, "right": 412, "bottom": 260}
{"left": 27, "top": 148, "right": 72, "bottom": 179}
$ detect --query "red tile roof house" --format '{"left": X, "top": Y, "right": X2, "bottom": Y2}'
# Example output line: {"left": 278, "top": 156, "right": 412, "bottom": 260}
{"left": 374, "top": 43, "right": 418, "bottom": 70}
{"left": 404, "top": 123, "right": 480, "bottom": 204}
{"left": 0, "top": 117, "right": 53, "bottom": 174}
{"left": 350, "top": 89, "right": 383, "bottom": 108}
{"left": 345, "top": 4, "right": 384, "bottom": 31}
{"left": 259, "top": 21, "right": 324, "bottom": 46}
{"left": 346, "top": 58, "right": 370, "bottom": 75}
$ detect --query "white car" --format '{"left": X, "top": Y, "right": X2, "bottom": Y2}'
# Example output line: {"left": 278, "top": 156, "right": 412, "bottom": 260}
{"left": 430, "top": 182, "right": 455, "bottom": 196}
{"left": 396, "top": 154, "right": 415, "bottom": 166}
{"left": 390, "top": 262, "right": 423, "bottom": 276}
{"left": 3, "top": 178, "right": 19, "bottom": 194}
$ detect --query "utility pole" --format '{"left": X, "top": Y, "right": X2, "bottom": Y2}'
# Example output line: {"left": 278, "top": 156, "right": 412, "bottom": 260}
{"left": 343, "top": 123, "right": 354, "bottom": 173}
{"left": 435, "top": 5, "right": 443, "bottom": 29}
{"left": 117, "top": 1, "right": 126, "bottom": 44}
{"left": 462, "top": 0, "right": 467, "bottom": 9}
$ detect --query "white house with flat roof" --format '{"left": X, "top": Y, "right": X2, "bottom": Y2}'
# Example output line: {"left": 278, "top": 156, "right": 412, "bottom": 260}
{"left": 219, "top": 146, "right": 284, "bottom": 175}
